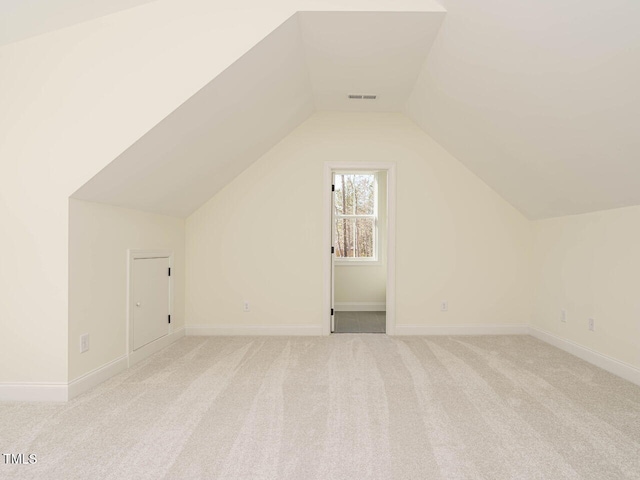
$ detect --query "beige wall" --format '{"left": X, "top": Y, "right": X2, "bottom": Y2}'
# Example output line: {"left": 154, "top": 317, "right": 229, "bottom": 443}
{"left": 0, "top": 0, "right": 441, "bottom": 387}
{"left": 531, "top": 206, "right": 640, "bottom": 369}
{"left": 334, "top": 265, "right": 387, "bottom": 306}
{"left": 0, "top": 0, "right": 312, "bottom": 384}
{"left": 334, "top": 171, "right": 387, "bottom": 307}
{"left": 186, "top": 112, "right": 532, "bottom": 329}
{"left": 68, "top": 199, "right": 185, "bottom": 381}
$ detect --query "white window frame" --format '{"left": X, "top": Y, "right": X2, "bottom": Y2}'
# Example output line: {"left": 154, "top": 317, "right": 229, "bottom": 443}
{"left": 333, "top": 171, "right": 380, "bottom": 265}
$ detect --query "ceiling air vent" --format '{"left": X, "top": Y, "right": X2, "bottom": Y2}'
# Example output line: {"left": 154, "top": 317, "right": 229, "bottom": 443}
{"left": 348, "top": 94, "right": 377, "bottom": 100}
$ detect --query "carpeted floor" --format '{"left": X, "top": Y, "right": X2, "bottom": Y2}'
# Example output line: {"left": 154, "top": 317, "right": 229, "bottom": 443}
{"left": 1, "top": 335, "right": 639, "bottom": 479}
{"left": 334, "top": 311, "right": 386, "bottom": 333}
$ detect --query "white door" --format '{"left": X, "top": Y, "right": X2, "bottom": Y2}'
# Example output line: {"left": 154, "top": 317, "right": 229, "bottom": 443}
{"left": 331, "top": 171, "right": 336, "bottom": 333}
{"left": 133, "top": 257, "right": 170, "bottom": 350}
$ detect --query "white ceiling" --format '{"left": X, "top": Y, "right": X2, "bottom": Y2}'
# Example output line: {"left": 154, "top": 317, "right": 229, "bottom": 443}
{"left": 73, "top": 15, "right": 315, "bottom": 217}
{"left": 73, "top": 10, "right": 445, "bottom": 216}
{"left": 407, "top": 0, "right": 640, "bottom": 219}
{"left": 71, "top": 0, "right": 640, "bottom": 220}
{"left": 0, "top": 0, "right": 158, "bottom": 46}
{"left": 299, "top": 11, "right": 444, "bottom": 111}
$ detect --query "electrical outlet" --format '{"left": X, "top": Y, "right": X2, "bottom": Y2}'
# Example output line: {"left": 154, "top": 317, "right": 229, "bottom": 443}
{"left": 243, "top": 301, "right": 250, "bottom": 312}
{"left": 80, "top": 334, "right": 90, "bottom": 353}
{"left": 588, "top": 318, "right": 595, "bottom": 331}
{"left": 561, "top": 309, "right": 567, "bottom": 322}
{"left": 441, "top": 301, "right": 448, "bottom": 312}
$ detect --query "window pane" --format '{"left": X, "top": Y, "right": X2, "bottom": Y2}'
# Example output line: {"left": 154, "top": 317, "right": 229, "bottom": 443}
{"left": 334, "top": 217, "right": 375, "bottom": 259}
{"left": 355, "top": 217, "right": 375, "bottom": 258}
{"left": 334, "top": 217, "right": 350, "bottom": 258}
{"left": 353, "top": 175, "right": 375, "bottom": 215}
{"left": 333, "top": 173, "right": 375, "bottom": 216}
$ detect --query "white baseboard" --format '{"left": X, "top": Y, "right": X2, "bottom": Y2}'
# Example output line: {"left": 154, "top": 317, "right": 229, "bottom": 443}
{"left": 186, "top": 324, "right": 323, "bottom": 336}
{"left": 67, "top": 355, "right": 128, "bottom": 400}
{"left": 128, "top": 327, "right": 185, "bottom": 367}
{"left": 1, "top": 328, "right": 186, "bottom": 403}
{"left": 4, "top": 324, "right": 638, "bottom": 401}
{"left": 0, "top": 383, "right": 68, "bottom": 402}
{"left": 529, "top": 326, "right": 640, "bottom": 387}
{"left": 334, "top": 302, "right": 386, "bottom": 312}
{"left": 394, "top": 324, "right": 529, "bottom": 336}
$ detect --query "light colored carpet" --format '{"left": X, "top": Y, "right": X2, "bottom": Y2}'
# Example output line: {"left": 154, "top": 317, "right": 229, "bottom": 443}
{"left": 1, "top": 335, "right": 639, "bottom": 479}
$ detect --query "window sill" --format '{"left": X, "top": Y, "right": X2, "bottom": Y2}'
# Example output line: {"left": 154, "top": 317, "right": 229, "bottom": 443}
{"left": 335, "top": 260, "right": 383, "bottom": 267}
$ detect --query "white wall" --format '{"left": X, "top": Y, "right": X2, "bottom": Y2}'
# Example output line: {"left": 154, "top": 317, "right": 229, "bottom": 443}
{"left": 531, "top": 206, "right": 640, "bottom": 370}
{"left": 0, "top": 0, "right": 310, "bottom": 385}
{"left": 68, "top": 199, "right": 185, "bottom": 381}
{"left": 0, "top": 0, "right": 442, "bottom": 387}
{"left": 186, "top": 112, "right": 532, "bottom": 331}
{"left": 334, "top": 171, "right": 387, "bottom": 308}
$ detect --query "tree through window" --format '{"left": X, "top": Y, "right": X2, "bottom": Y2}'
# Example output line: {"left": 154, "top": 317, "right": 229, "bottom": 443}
{"left": 334, "top": 172, "right": 377, "bottom": 260}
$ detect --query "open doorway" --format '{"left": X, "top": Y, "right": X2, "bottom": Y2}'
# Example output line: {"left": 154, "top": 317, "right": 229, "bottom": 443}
{"left": 332, "top": 170, "right": 387, "bottom": 333}
{"left": 325, "top": 164, "right": 395, "bottom": 334}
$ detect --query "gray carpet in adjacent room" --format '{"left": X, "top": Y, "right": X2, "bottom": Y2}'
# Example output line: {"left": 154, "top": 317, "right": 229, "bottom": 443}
{"left": 1, "top": 335, "right": 639, "bottom": 479}
{"left": 334, "top": 311, "right": 386, "bottom": 333}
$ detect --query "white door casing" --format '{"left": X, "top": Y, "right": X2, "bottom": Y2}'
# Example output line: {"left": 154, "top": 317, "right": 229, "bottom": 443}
{"left": 323, "top": 162, "right": 396, "bottom": 336}
{"left": 331, "top": 171, "right": 336, "bottom": 333}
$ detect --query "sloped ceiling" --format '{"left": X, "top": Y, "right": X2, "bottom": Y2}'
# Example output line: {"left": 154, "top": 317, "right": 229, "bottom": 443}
{"left": 73, "top": 15, "right": 315, "bottom": 217}
{"left": 0, "top": 0, "right": 158, "bottom": 46}
{"left": 72, "top": 0, "right": 639, "bottom": 220}
{"left": 73, "top": 9, "right": 446, "bottom": 216}
{"left": 407, "top": 0, "right": 640, "bottom": 219}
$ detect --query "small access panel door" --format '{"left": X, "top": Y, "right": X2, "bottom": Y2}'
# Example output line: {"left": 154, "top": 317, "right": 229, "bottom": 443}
{"left": 133, "top": 257, "right": 170, "bottom": 351}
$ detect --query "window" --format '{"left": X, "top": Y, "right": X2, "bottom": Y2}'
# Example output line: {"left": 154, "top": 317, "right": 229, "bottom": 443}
{"left": 334, "top": 172, "right": 378, "bottom": 261}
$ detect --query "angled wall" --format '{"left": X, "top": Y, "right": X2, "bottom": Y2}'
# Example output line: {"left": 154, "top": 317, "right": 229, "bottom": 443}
{"left": 72, "top": 14, "right": 315, "bottom": 217}
{"left": 5, "top": 0, "right": 637, "bottom": 400}
{"left": 0, "top": 0, "right": 158, "bottom": 46}
{"left": 185, "top": 112, "right": 533, "bottom": 334}
{"left": 406, "top": 0, "right": 640, "bottom": 219}
{"left": 0, "top": 0, "right": 445, "bottom": 395}
{"left": 0, "top": 1, "right": 296, "bottom": 387}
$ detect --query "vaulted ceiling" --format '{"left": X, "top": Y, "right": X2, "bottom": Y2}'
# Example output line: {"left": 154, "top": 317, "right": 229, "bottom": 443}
{"left": 407, "top": 0, "right": 640, "bottom": 219}
{"left": 39, "top": 0, "right": 639, "bottom": 220}
{"left": 0, "top": 0, "right": 159, "bottom": 46}
{"left": 73, "top": 8, "right": 446, "bottom": 217}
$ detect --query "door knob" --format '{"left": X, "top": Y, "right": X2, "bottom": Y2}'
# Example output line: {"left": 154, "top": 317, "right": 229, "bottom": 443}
{"left": 136, "top": 302, "right": 141, "bottom": 307}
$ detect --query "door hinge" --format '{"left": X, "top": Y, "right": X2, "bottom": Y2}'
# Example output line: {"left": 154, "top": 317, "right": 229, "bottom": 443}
{"left": 331, "top": 246, "right": 334, "bottom": 254}
{"left": 331, "top": 184, "right": 335, "bottom": 192}
{"left": 168, "top": 315, "right": 171, "bottom": 324}
{"left": 168, "top": 267, "right": 171, "bottom": 276}
{"left": 331, "top": 308, "right": 334, "bottom": 316}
